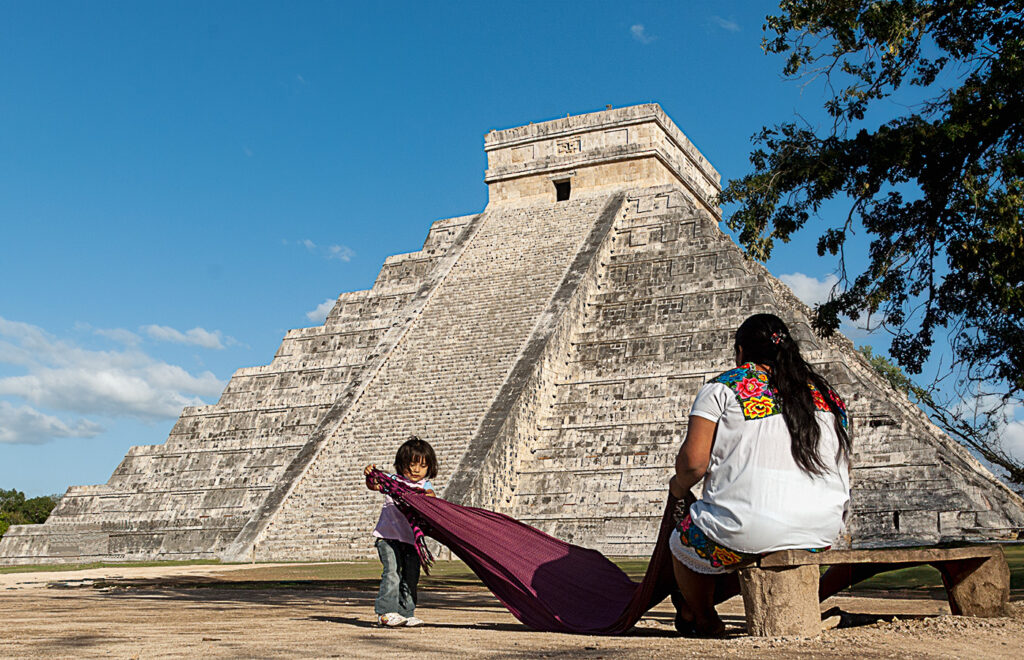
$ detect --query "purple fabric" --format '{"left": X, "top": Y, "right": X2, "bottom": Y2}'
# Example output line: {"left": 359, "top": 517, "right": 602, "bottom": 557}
{"left": 367, "top": 470, "right": 435, "bottom": 571}
{"left": 366, "top": 470, "right": 678, "bottom": 634}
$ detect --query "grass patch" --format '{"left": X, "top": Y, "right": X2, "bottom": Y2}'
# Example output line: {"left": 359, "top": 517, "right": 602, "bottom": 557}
{"left": 848, "top": 545, "right": 1024, "bottom": 592}
{"left": 4, "top": 546, "right": 1021, "bottom": 594}
{"left": 844, "top": 564, "right": 944, "bottom": 591}
{"left": 609, "top": 558, "right": 651, "bottom": 580}
{"left": 0, "top": 559, "right": 220, "bottom": 575}
{"left": 1008, "top": 545, "right": 1024, "bottom": 589}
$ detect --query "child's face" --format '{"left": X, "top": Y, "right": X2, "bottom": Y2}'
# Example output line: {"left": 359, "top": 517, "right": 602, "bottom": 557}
{"left": 403, "top": 456, "right": 429, "bottom": 483}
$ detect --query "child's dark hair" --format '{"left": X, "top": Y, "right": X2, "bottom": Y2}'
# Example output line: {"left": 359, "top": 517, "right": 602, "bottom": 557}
{"left": 735, "top": 313, "right": 851, "bottom": 477}
{"left": 394, "top": 435, "right": 438, "bottom": 480}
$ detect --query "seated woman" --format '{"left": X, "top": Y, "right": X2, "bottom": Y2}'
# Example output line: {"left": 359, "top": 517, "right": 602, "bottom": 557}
{"left": 669, "top": 313, "right": 851, "bottom": 636}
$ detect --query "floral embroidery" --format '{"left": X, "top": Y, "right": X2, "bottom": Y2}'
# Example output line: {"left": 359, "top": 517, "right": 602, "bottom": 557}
{"left": 674, "top": 513, "right": 828, "bottom": 569}
{"left": 735, "top": 376, "right": 767, "bottom": 399}
{"left": 711, "top": 546, "right": 742, "bottom": 566}
{"left": 717, "top": 369, "right": 745, "bottom": 385}
{"left": 742, "top": 396, "right": 776, "bottom": 419}
{"left": 675, "top": 513, "right": 760, "bottom": 568}
{"left": 711, "top": 364, "right": 781, "bottom": 421}
{"left": 809, "top": 382, "right": 849, "bottom": 429}
{"left": 712, "top": 363, "right": 847, "bottom": 426}
{"left": 811, "top": 388, "right": 827, "bottom": 411}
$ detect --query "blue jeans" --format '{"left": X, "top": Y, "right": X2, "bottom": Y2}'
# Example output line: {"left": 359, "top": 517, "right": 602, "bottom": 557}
{"left": 375, "top": 537, "right": 420, "bottom": 617}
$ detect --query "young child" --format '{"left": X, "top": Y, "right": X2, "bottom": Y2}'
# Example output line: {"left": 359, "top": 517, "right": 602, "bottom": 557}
{"left": 363, "top": 435, "right": 438, "bottom": 627}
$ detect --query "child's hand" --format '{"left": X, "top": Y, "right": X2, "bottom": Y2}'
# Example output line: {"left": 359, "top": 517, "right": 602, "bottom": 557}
{"left": 425, "top": 489, "right": 436, "bottom": 498}
{"left": 364, "top": 464, "right": 381, "bottom": 492}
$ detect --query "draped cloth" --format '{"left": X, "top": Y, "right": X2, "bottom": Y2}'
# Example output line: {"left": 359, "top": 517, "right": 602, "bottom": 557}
{"left": 366, "top": 470, "right": 679, "bottom": 634}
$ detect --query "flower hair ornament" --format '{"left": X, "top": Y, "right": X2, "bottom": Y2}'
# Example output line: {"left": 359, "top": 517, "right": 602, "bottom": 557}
{"left": 770, "top": 331, "right": 787, "bottom": 345}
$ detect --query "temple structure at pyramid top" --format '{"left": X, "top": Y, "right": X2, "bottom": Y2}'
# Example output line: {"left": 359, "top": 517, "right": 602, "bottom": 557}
{"left": 2, "top": 103, "right": 1021, "bottom": 566}
{"left": 482, "top": 103, "right": 720, "bottom": 208}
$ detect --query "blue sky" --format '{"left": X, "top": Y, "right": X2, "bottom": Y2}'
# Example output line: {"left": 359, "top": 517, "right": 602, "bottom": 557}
{"left": 1, "top": 2, "right": 1015, "bottom": 496}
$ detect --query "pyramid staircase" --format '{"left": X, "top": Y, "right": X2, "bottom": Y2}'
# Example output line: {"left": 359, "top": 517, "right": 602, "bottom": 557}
{"left": 3, "top": 103, "right": 1020, "bottom": 565}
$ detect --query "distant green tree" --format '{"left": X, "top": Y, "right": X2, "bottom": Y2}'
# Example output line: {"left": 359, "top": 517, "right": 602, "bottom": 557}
{"left": 0, "top": 488, "right": 26, "bottom": 514}
{"left": 0, "top": 489, "right": 59, "bottom": 539}
{"left": 20, "top": 496, "right": 57, "bottom": 524}
{"left": 0, "top": 509, "right": 25, "bottom": 540}
{"left": 722, "top": 1, "right": 1024, "bottom": 483}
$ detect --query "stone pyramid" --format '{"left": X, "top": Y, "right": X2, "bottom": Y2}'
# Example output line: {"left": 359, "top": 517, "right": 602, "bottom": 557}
{"left": 2, "top": 104, "right": 1021, "bottom": 565}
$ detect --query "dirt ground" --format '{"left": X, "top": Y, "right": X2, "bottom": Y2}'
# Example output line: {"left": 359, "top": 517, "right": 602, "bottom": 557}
{"left": 1, "top": 562, "right": 1022, "bottom": 659}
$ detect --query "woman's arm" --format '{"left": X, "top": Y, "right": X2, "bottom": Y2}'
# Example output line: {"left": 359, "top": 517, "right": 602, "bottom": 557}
{"left": 669, "top": 416, "right": 717, "bottom": 498}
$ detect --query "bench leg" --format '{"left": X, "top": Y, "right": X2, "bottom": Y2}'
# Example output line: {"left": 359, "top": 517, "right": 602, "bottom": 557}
{"left": 932, "top": 550, "right": 1010, "bottom": 617}
{"left": 739, "top": 564, "right": 821, "bottom": 636}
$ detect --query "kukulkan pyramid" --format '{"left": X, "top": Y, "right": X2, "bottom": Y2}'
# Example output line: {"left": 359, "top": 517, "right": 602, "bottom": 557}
{"left": 3, "top": 104, "right": 1022, "bottom": 565}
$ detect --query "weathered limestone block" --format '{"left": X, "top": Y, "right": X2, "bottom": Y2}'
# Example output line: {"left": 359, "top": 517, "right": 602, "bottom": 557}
{"left": 934, "top": 549, "right": 1011, "bottom": 617}
{"left": 739, "top": 564, "right": 821, "bottom": 637}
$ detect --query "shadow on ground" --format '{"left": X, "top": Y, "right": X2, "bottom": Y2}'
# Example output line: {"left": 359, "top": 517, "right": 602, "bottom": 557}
{"left": 50, "top": 572, "right": 974, "bottom": 638}
{"left": 51, "top": 575, "right": 759, "bottom": 638}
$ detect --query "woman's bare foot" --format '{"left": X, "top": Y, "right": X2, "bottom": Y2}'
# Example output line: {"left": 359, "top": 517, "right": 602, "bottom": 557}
{"left": 670, "top": 592, "right": 696, "bottom": 634}
{"left": 691, "top": 611, "right": 726, "bottom": 638}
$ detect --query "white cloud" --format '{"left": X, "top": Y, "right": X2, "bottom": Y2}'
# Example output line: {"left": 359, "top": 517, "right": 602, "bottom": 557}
{"left": 142, "top": 325, "right": 232, "bottom": 349}
{"left": 779, "top": 272, "right": 880, "bottom": 338}
{"left": 0, "top": 318, "right": 70, "bottom": 369}
{"left": 327, "top": 245, "right": 355, "bottom": 262}
{"left": 0, "top": 401, "right": 103, "bottom": 445}
{"left": 710, "top": 15, "right": 741, "bottom": 32}
{"left": 630, "top": 24, "right": 656, "bottom": 44}
{"left": 779, "top": 272, "right": 841, "bottom": 307}
{"left": 1003, "top": 415, "right": 1024, "bottom": 464}
{"left": 306, "top": 299, "right": 335, "bottom": 324}
{"left": 970, "top": 397, "right": 1024, "bottom": 464}
{"left": 289, "top": 238, "right": 356, "bottom": 263}
{"left": 0, "top": 316, "right": 226, "bottom": 437}
{"left": 94, "top": 327, "right": 142, "bottom": 345}
{"left": 839, "top": 320, "right": 877, "bottom": 340}
{"left": 0, "top": 316, "right": 50, "bottom": 346}
{"left": 944, "top": 393, "right": 1024, "bottom": 469}
{"left": 0, "top": 363, "right": 222, "bottom": 419}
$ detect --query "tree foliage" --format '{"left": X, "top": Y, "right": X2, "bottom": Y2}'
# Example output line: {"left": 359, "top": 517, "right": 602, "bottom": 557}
{"left": 0, "top": 488, "right": 59, "bottom": 539}
{"left": 722, "top": 1, "right": 1024, "bottom": 483}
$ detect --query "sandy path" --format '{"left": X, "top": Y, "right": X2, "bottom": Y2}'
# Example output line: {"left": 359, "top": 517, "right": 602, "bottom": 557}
{"left": 1, "top": 563, "right": 1021, "bottom": 659}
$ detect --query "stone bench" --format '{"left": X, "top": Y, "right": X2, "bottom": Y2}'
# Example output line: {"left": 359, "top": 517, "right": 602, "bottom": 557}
{"left": 737, "top": 545, "right": 1012, "bottom": 636}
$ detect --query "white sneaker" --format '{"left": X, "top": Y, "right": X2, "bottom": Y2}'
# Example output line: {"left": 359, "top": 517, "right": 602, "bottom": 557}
{"left": 404, "top": 616, "right": 424, "bottom": 627}
{"left": 377, "top": 612, "right": 407, "bottom": 627}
